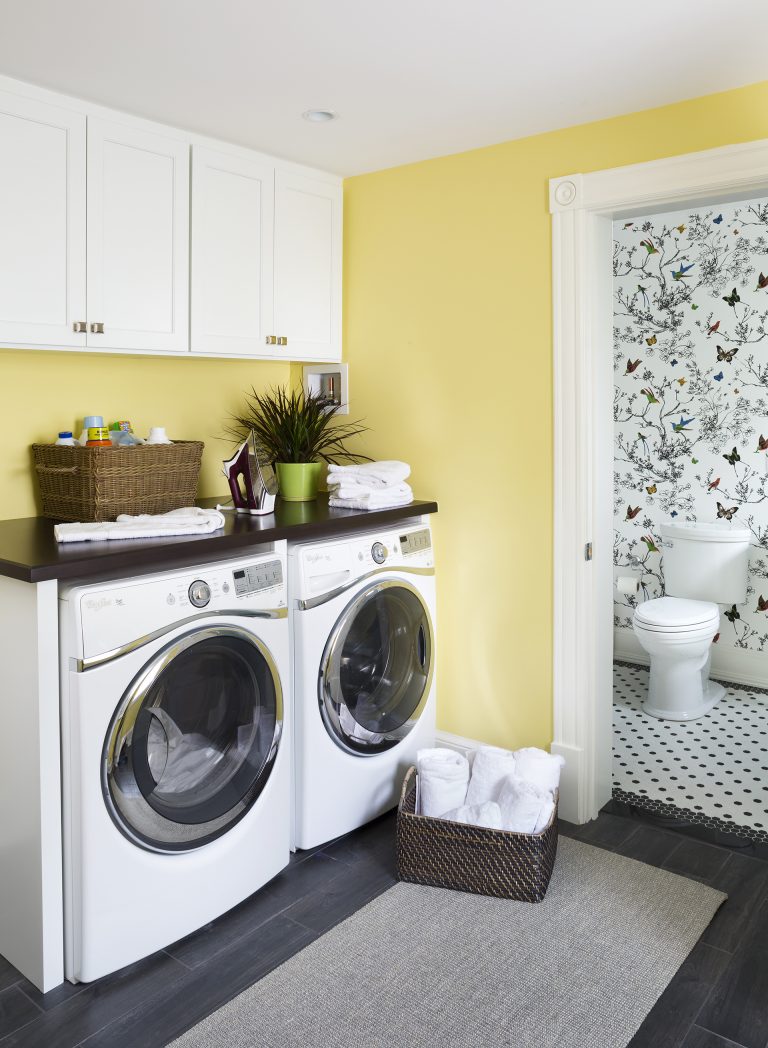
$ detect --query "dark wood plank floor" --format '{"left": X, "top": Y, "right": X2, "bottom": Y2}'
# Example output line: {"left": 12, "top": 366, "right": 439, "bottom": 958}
{"left": 0, "top": 807, "right": 766, "bottom": 1048}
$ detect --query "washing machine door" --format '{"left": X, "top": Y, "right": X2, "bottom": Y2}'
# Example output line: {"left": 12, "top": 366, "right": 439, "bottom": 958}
{"left": 320, "top": 579, "right": 434, "bottom": 755}
{"left": 104, "top": 624, "right": 282, "bottom": 853}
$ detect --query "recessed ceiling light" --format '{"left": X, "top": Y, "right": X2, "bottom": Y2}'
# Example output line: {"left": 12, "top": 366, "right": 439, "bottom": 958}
{"left": 302, "top": 110, "right": 337, "bottom": 123}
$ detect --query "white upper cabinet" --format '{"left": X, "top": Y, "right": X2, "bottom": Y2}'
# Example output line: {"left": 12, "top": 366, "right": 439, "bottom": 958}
{"left": 274, "top": 172, "right": 342, "bottom": 361}
{"left": 191, "top": 147, "right": 274, "bottom": 356}
{"left": 87, "top": 119, "right": 189, "bottom": 352}
{"left": 0, "top": 91, "right": 86, "bottom": 348}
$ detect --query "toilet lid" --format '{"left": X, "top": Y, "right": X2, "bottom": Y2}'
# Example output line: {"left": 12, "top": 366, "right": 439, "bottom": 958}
{"left": 634, "top": 596, "right": 719, "bottom": 629}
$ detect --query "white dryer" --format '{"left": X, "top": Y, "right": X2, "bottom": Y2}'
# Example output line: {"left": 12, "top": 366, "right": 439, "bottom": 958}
{"left": 59, "top": 545, "right": 290, "bottom": 983}
{"left": 290, "top": 521, "right": 436, "bottom": 851}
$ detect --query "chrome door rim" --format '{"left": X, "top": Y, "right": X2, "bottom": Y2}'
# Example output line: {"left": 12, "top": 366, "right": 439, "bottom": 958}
{"left": 318, "top": 579, "right": 434, "bottom": 757}
{"left": 102, "top": 624, "right": 283, "bottom": 854}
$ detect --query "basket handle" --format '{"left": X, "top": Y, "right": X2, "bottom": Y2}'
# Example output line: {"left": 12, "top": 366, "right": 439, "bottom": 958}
{"left": 35, "top": 465, "right": 79, "bottom": 475}
{"left": 400, "top": 765, "right": 417, "bottom": 806}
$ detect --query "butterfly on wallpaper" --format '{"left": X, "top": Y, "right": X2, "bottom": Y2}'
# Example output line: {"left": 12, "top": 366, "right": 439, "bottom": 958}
{"left": 756, "top": 272, "right": 768, "bottom": 291}
{"left": 671, "top": 416, "right": 694, "bottom": 432}
{"left": 708, "top": 478, "right": 720, "bottom": 490}
{"left": 713, "top": 371, "right": 724, "bottom": 381}
{"left": 717, "top": 502, "right": 738, "bottom": 521}
{"left": 691, "top": 458, "right": 699, "bottom": 464}
{"left": 724, "top": 604, "right": 740, "bottom": 623}
{"left": 672, "top": 263, "right": 695, "bottom": 280}
{"left": 676, "top": 224, "right": 686, "bottom": 233}
{"left": 691, "top": 304, "right": 699, "bottom": 310}
{"left": 625, "top": 358, "right": 642, "bottom": 374}
{"left": 707, "top": 320, "right": 720, "bottom": 335}
{"left": 723, "top": 447, "right": 741, "bottom": 465}
{"left": 670, "top": 511, "right": 678, "bottom": 517}
{"left": 733, "top": 388, "right": 740, "bottom": 395}
{"left": 716, "top": 345, "right": 739, "bottom": 362}
{"left": 645, "top": 335, "right": 657, "bottom": 346}
{"left": 670, "top": 359, "right": 679, "bottom": 366}
{"left": 626, "top": 505, "right": 642, "bottom": 520}
{"left": 646, "top": 484, "right": 657, "bottom": 494}
{"left": 712, "top": 632, "right": 720, "bottom": 643}
{"left": 641, "top": 534, "right": 660, "bottom": 553}
{"left": 722, "top": 288, "right": 741, "bottom": 308}
{"left": 639, "top": 238, "right": 658, "bottom": 255}
{"left": 713, "top": 214, "right": 724, "bottom": 224}
{"left": 757, "top": 596, "right": 768, "bottom": 612}
{"left": 640, "top": 387, "right": 659, "bottom": 404}
{"left": 758, "top": 435, "right": 768, "bottom": 452}
{"left": 677, "top": 377, "right": 687, "bottom": 386}
{"left": 623, "top": 222, "right": 635, "bottom": 229}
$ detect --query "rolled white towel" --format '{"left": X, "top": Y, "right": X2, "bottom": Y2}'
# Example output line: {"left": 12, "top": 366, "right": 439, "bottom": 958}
{"left": 327, "top": 460, "right": 411, "bottom": 488}
{"left": 465, "top": 745, "right": 517, "bottom": 806}
{"left": 497, "top": 775, "right": 555, "bottom": 834}
{"left": 416, "top": 748, "right": 469, "bottom": 818}
{"left": 513, "top": 747, "right": 565, "bottom": 794}
{"left": 440, "top": 801, "right": 502, "bottom": 830}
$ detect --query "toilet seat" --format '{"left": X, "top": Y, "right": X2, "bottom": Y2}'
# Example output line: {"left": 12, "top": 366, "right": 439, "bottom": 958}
{"left": 634, "top": 596, "right": 719, "bottom": 633}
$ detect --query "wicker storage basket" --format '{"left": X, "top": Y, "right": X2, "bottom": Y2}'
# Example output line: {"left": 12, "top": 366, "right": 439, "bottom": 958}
{"left": 396, "top": 766, "right": 558, "bottom": 902}
{"left": 32, "top": 441, "right": 204, "bottom": 522}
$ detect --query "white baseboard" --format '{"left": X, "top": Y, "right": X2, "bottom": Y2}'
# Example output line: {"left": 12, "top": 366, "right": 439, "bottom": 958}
{"left": 434, "top": 729, "right": 480, "bottom": 756}
{"left": 614, "top": 627, "right": 768, "bottom": 691}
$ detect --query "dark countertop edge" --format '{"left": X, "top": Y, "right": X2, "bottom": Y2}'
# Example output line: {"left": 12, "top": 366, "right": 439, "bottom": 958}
{"left": 0, "top": 499, "right": 439, "bottom": 585}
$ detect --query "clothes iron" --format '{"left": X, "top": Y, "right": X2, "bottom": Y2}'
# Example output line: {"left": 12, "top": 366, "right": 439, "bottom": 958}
{"left": 222, "top": 432, "right": 278, "bottom": 515}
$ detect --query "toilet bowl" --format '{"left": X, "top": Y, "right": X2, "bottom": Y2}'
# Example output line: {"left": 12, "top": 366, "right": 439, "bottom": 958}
{"left": 633, "top": 597, "right": 723, "bottom": 720}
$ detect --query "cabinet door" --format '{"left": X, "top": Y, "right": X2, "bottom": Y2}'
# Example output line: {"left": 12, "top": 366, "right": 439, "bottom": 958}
{"left": 87, "top": 118, "right": 189, "bottom": 352}
{"left": 191, "top": 147, "right": 274, "bottom": 356}
{"left": 0, "top": 91, "right": 86, "bottom": 348}
{"left": 274, "top": 172, "right": 341, "bottom": 362}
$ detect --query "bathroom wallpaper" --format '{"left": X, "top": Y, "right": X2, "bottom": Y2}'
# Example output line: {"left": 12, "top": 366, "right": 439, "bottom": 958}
{"left": 613, "top": 195, "right": 768, "bottom": 652}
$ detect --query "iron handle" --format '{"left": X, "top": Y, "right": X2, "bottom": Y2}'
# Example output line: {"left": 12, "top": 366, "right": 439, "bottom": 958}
{"left": 265, "top": 335, "right": 277, "bottom": 345}
{"left": 73, "top": 321, "right": 87, "bottom": 333}
{"left": 90, "top": 322, "right": 104, "bottom": 334}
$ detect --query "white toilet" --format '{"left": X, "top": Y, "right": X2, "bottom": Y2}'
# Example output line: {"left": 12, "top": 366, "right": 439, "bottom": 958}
{"left": 632, "top": 521, "right": 751, "bottom": 721}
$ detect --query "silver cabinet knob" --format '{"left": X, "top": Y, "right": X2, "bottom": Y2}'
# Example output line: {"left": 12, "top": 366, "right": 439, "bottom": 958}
{"left": 73, "top": 321, "right": 87, "bottom": 333}
{"left": 89, "top": 322, "right": 105, "bottom": 334}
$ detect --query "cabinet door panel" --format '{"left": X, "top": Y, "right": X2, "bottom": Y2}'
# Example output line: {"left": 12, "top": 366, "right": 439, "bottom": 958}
{"left": 274, "top": 172, "right": 341, "bottom": 361}
{"left": 0, "top": 91, "right": 86, "bottom": 348}
{"left": 87, "top": 119, "right": 189, "bottom": 352}
{"left": 191, "top": 147, "right": 274, "bottom": 355}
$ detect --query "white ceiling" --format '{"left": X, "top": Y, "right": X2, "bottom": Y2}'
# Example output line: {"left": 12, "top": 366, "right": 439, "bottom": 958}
{"left": 0, "top": 0, "right": 766, "bottom": 176}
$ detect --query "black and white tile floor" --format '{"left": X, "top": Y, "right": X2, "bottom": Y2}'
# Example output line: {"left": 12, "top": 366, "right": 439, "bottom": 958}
{"left": 613, "top": 661, "right": 768, "bottom": 845}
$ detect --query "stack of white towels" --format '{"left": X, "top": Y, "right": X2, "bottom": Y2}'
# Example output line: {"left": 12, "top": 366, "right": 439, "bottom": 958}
{"left": 327, "top": 460, "right": 413, "bottom": 511}
{"left": 416, "top": 745, "right": 564, "bottom": 834}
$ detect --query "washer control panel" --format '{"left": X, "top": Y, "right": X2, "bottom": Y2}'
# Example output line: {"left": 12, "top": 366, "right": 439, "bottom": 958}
{"left": 233, "top": 558, "right": 283, "bottom": 597}
{"left": 188, "top": 580, "right": 211, "bottom": 608}
{"left": 400, "top": 528, "right": 431, "bottom": 556}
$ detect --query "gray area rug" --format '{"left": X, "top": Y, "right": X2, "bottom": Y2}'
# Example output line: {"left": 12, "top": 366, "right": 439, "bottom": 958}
{"left": 170, "top": 836, "right": 726, "bottom": 1048}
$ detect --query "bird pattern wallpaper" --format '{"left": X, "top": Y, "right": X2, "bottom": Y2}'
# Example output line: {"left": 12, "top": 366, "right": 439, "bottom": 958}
{"left": 614, "top": 196, "right": 768, "bottom": 652}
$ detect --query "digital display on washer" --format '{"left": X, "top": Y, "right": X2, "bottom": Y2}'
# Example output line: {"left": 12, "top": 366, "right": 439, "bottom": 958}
{"left": 233, "top": 559, "right": 283, "bottom": 595}
{"left": 400, "top": 529, "right": 431, "bottom": 555}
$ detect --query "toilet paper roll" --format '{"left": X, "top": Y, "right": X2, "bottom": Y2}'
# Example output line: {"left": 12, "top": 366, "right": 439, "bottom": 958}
{"left": 616, "top": 575, "right": 640, "bottom": 595}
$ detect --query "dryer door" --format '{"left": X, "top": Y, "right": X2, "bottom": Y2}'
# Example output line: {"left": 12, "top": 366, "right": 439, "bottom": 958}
{"left": 104, "top": 624, "right": 282, "bottom": 852}
{"left": 320, "top": 579, "right": 434, "bottom": 755}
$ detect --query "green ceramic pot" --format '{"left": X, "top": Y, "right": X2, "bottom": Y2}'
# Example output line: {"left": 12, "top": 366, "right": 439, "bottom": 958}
{"left": 276, "top": 461, "right": 322, "bottom": 502}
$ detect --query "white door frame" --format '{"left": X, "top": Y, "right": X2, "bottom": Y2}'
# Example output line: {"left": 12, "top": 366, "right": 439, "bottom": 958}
{"left": 549, "top": 139, "right": 768, "bottom": 824}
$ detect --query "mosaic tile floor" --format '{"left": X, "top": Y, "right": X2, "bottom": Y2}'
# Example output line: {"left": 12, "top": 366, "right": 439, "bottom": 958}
{"left": 612, "top": 661, "right": 768, "bottom": 844}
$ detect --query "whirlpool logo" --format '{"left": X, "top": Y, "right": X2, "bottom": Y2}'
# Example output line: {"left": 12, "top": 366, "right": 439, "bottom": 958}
{"left": 84, "top": 596, "right": 124, "bottom": 612}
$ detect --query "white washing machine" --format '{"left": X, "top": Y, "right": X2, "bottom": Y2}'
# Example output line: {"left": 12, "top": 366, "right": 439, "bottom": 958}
{"left": 59, "top": 545, "right": 290, "bottom": 983}
{"left": 290, "top": 520, "right": 436, "bottom": 851}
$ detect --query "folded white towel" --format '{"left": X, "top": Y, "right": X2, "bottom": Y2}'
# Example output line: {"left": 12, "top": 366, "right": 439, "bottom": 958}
{"left": 497, "top": 776, "right": 555, "bottom": 834}
{"left": 327, "top": 460, "right": 410, "bottom": 488}
{"left": 54, "top": 507, "right": 226, "bottom": 543}
{"left": 328, "top": 481, "right": 413, "bottom": 502}
{"left": 416, "top": 748, "right": 469, "bottom": 818}
{"left": 441, "top": 801, "right": 503, "bottom": 830}
{"left": 465, "top": 745, "right": 517, "bottom": 806}
{"left": 513, "top": 748, "right": 565, "bottom": 794}
{"left": 329, "top": 486, "right": 413, "bottom": 512}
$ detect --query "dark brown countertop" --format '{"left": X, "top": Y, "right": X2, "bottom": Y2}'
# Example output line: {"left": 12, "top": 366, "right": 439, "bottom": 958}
{"left": 0, "top": 493, "right": 438, "bottom": 584}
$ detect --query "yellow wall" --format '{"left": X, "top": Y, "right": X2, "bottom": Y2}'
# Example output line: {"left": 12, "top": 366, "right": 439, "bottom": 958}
{"left": 0, "top": 350, "right": 289, "bottom": 518}
{"left": 343, "top": 80, "right": 768, "bottom": 749}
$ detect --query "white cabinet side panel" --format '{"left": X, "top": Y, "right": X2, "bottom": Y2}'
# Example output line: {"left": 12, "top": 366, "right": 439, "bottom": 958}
{"left": 0, "top": 578, "right": 63, "bottom": 991}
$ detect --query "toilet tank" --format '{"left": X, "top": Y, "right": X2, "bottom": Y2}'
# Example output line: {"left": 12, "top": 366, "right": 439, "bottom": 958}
{"left": 659, "top": 522, "right": 751, "bottom": 604}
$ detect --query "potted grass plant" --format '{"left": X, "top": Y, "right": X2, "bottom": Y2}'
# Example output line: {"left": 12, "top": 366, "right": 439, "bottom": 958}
{"left": 228, "top": 386, "right": 370, "bottom": 501}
